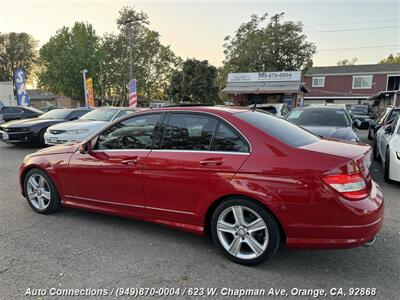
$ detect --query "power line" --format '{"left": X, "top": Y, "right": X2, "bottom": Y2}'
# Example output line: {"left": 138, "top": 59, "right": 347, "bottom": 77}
{"left": 306, "top": 18, "right": 400, "bottom": 27}
{"left": 319, "top": 44, "right": 400, "bottom": 52}
{"left": 308, "top": 25, "right": 400, "bottom": 33}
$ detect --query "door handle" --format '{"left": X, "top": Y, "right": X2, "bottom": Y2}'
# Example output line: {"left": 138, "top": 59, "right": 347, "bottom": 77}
{"left": 121, "top": 157, "right": 139, "bottom": 165}
{"left": 199, "top": 159, "right": 224, "bottom": 166}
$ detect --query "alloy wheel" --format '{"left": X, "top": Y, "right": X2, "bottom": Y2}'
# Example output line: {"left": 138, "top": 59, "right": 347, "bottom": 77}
{"left": 216, "top": 205, "right": 269, "bottom": 260}
{"left": 26, "top": 174, "right": 51, "bottom": 210}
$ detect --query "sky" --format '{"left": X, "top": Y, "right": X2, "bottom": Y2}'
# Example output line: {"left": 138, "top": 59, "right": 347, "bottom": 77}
{"left": 0, "top": 0, "right": 399, "bottom": 68}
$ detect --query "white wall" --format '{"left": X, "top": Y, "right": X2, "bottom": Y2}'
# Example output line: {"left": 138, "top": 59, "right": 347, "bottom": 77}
{"left": 0, "top": 81, "right": 16, "bottom": 106}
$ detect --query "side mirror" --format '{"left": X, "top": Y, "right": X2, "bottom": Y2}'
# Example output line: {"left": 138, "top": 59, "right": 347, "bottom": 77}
{"left": 353, "top": 119, "right": 362, "bottom": 129}
{"left": 78, "top": 140, "right": 93, "bottom": 154}
{"left": 384, "top": 124, "right": 392, "bottom": 134}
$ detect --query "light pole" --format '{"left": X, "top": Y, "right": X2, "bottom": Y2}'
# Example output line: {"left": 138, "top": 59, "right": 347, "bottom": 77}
{"left": 81, "top": 69, "right": 88, "bottom": 107}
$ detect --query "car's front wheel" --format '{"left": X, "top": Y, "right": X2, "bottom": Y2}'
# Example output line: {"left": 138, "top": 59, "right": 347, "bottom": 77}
{"left": 24, "top": 169, "right": 61, "bottom": 214}
{"left": 384, "top": 148, "right": 392, "bottom": 183}
{"left": 211, "top": 197, "right": 280, "bottom": 266}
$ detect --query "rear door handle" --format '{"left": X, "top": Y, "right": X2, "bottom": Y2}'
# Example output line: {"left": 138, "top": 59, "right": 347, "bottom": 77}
{"left": 199, "top": 159, "right": 224, "bottom": 166}
{"left": 121, "top": 157, "right": 139, "bottom": 165}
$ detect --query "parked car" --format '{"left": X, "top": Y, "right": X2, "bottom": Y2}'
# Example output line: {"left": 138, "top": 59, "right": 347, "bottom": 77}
{"left": 0, "top": 106, "right": 43, "bottom": 123}
{"left": 40, "top": 106, "right": 65, "bottom": 112}
{"left": 44, "top": 107, "right": 136, "bottom": 145}
{"left": 349, "top": 105, "right": 371, "bottom": 130}
{"left": 247, "top": 103, "right": 289, "bottom": 118}
{"left": 368, "top": 106, "right": 400, "bottom": 140}
{"left": 19, "top": 106, "right": 383, "bottom": 265}
{"left": 0, "top": 108, "right": 90, "bottom": 146}
{"left": 286, "top": 105, "right": 361, "bottom": 142}
{"left": 373, "top": 116, "right": 400, "bottom": 182}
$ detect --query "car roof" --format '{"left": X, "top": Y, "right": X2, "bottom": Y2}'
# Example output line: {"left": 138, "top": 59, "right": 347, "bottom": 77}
{"left": 294, "top": 105, "right": 346, "bottom": 111}
{"left": 143, "top": 105, "right": 251, "bottom": 115}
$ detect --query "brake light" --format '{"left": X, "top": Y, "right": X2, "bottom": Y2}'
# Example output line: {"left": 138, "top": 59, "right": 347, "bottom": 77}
{"left": 322, "top": 173, "right": 368, "bottom": 200}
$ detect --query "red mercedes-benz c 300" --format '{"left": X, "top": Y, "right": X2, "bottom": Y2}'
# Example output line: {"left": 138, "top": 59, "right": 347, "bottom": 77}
{"left": 19, "top": 106, "right": 383, "bottom": 265}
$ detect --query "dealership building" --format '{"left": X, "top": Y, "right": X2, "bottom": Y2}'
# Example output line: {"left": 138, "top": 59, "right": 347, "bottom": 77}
{"left": 222, "top": 71, "right": 308, "bottom": 109}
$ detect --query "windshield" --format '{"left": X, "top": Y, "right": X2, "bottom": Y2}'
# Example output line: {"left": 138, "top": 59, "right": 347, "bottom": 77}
{"left": 27, "top": 107, "right": 44, "bottom": 114}
{"left": 80, "top": 109, "right": 118, "bottom": 122}
{"left": 39, "top": 109, "right": 71, "bottom": 119}
{"left": 287, "top": 108, "right": 351, "bottom": 127}
{"left": 236, "top": 111, "right": 319, "bottom": 147}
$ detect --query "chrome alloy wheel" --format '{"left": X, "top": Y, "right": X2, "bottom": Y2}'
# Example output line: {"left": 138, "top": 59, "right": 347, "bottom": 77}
{"left": 26, "top": 174, "right": 51, "bottom": 210}
{"left": 216, "top": 205, "right": 269, "bottom": 260}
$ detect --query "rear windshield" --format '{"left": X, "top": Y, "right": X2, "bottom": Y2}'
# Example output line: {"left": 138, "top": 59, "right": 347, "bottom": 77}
{"left": 236, "top": 111, "right": 319, "bottom": 147}
{"left": 287, "top": 108, "right": 351, "bottom": 127}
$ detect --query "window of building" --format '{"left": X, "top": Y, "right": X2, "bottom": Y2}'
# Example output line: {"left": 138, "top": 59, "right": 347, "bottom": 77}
{"left": 312, "top": 77, "right": 325, "bottom": 87}
{"left": 352, "top": 75, "right": 372, "bottom": 89}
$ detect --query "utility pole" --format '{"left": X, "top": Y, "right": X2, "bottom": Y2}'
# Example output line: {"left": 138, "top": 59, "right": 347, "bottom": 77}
{"left": 81, "top": 69, "right": 88, "bottom": 107}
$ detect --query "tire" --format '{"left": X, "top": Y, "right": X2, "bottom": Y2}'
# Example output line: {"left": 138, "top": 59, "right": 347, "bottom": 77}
{"left": 384, "top": 148, "right": 392, "bottom": 183}
{"left": 367, "top": 129, "right": 372, "bottom": 140}
{"left": 373, "top": 139, "right": 380, "bottom": 162}
{"left": 210, "top": 197, "right": 280, "bottom": 266}
{"left": 37, "top": 129, "right": 46, "bottom": 146}
{"left": 24, "top": 168, "right": 62, "bottom": 214}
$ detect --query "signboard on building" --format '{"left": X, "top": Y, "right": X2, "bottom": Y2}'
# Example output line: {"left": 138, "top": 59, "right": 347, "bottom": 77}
{"left": 228, "top": 71, "right": 301, "bottom": 83}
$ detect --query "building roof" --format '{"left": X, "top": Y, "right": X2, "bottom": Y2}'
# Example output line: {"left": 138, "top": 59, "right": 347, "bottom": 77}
{"left": 304, "top": 64, "right": 400, "bottom": 76}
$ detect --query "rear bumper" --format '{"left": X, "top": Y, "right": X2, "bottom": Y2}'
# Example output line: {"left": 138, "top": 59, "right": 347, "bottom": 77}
{"left": 286, "top": 180, "right": 384, "bottom": 249}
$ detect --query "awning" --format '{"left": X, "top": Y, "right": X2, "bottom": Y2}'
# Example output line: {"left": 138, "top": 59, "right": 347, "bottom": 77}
{"left": 222, "top": 83, "right": 308, "bottom": 94}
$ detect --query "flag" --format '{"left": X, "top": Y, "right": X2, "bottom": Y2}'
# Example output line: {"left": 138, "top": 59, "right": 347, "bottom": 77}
{"left": 128, "top": 79, "right": 138, "bottom": 108}
{"left": 86, "top": 77, "right": 95, "bottom": 108}
{"left": 14, "top": 67, "right": 31, "bottom": 107}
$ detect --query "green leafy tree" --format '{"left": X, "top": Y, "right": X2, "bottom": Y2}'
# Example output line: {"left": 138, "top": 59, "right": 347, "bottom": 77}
{"left": 379, "top": 53, "right": 400, "bottom": 64}
{"left": 101, "top": 7, "right": 181, "bottom": 102}
{"left": 223, "top": 13, "right": 316, "bottom": 73}
{"left": 0, "top": 32, "right": 38, "bottom": 81}
{"left": 337, "top": 58, "right": 358, "bottom": 66}
{"left": 168, "top": 58, "right": 218, "bottom": 104}
{"left": 38, "top": 22, "right": 101, "bottom": 99}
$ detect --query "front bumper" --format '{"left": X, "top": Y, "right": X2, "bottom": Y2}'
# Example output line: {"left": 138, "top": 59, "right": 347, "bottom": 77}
{"left": 0, "top": 130, "right": 34, "bottom": 144}
{"left": 44, "top": 132, "right": 88, "bottom": 145}
{"left": 286, "top": 180, "right": 384, "bottom": 249}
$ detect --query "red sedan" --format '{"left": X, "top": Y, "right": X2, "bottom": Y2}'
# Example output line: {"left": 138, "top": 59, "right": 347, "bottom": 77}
{"left": 19, "top": 106, "right": 383, "bottom": 265}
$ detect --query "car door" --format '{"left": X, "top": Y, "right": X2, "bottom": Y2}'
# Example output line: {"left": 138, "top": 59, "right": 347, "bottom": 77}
{"left": 381, "top": 117, "right": 399, "bottom": 162}
{"left": 143, "top": 112, "right": 250, "bottom": 223}
{"left": 67, "top": 113, "right": 163, "bottom": 216}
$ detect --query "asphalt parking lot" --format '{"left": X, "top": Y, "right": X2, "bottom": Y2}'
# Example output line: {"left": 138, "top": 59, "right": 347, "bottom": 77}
{"left": 0, "top": 130, "right": 399, "bottom": 299}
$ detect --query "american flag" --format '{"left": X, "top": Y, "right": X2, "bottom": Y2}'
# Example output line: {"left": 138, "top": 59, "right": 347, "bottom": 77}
{"left": 128, "top": 79, "right": 138, "bottom": 108}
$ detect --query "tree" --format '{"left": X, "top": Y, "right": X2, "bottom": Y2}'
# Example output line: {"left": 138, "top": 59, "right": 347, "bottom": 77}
{"left": 168, "top": 58, "right": 218, "bottom": 104}
{"left": 222, "top": 13, "right": 316, "bottom": 73}
{"left": 0, "top": 32, "right": 38, "bottom": 81}
{"left": 379, "top": 53, "right": 400, "bottom": 64}
{"left": 38, "top": 22, "right": 101, "bottom": 100}
{"left": 100, "top": 7, "right": 181, "bottom": 102}
{"left": 337, "top": 58, "right": 358, "bottom": 66}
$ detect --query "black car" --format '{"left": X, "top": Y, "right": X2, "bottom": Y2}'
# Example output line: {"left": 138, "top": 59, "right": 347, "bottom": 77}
{"left": 0, "top": 106, "right": 43, "bottom": 123}
{"left": 349, "top": 105, "right": 371, "bottom": 130}
{"left": 0, "top": 108, "right": 90, "bottom": 146}
{"left": 40, "top": 106, "right": 65, "bottom": 112}
{"left": 368, "top": 106, "right": 400, "bottom": 140}
{"left": 286, "top": 105, "right": 360, "bottom": 142}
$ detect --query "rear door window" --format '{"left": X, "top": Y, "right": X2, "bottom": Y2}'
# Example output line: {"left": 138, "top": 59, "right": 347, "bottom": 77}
{"left": 237, "top": 111, "right": 319, "bottom": 147}
{"left": 160, "top": 113, "right": 217, "bottom": 151}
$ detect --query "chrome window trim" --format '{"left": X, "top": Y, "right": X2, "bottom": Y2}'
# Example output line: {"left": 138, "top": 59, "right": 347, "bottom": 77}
{"left": 151, "top": 149, "right": 250, "bottom": 155}
{"left": 90, "top": 149, "right": 151, "bottom": 153}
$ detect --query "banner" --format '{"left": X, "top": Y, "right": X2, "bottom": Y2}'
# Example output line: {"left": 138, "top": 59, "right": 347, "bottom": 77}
{"left": 14, "top": 68, "right": 30, "bottom": 106}
{"left": 86, "top": 77, "right": 95, "bottom": 108}
{"left": 128, "top": 79, "right": 137, "bottom": 108}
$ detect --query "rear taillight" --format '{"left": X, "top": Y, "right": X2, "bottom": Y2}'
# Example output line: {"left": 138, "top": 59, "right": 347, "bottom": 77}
{"left": 322, "top": 172, "right": 368, "bottom": 200}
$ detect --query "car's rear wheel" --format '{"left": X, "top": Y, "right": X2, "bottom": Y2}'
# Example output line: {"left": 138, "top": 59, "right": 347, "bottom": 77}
{"left": 384, "top": 148, "right": 392, "bottom": 183}
{"left": 24, "top": 169, "right": 61, "bottom": 214}
{"left": 211, "top": 197, "right": 280, "bottom": 265}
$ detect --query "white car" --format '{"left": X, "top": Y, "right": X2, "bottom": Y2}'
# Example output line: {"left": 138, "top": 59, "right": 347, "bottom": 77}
{"left": 44, "top": 107, "right": 136, "bottom": 145}
{"left": 247, "top": 103, "right": 289, "bottom": 118}
{"left": 374, "top": 115, "right": 400, "bottom": 182}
